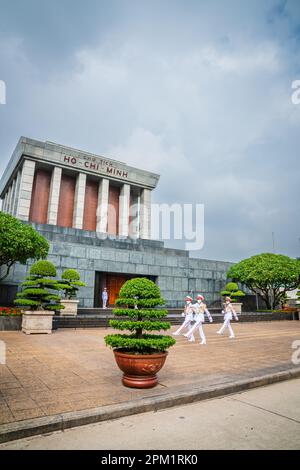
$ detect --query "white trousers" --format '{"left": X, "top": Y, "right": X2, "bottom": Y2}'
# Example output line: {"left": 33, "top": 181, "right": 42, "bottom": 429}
{"left": 174, "top": 317, "right": 195, "bottom": 340}
{"left": 185, "top": 319, "right": 206, "bottom": 343}
{"left": 218, "top": 318, "right": 234, "bottom": 337}
{"left": 103, "top": 299, "right": 107, "bottom": 309}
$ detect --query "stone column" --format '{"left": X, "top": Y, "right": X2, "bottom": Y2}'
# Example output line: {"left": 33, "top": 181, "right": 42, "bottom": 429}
{"left": 2, "top": 192, "right": 8, "bottom": 213}
{"left": 47, "top": 166, "right": 62, "bottom": 225}
{"left": 9, "top": 178, "right": 17, "bottom": 216}
{"left": 140, "top": 188, "right": 151, "bottom": 239}
{"left": 12, "top": 170, "right": 21, "bottom": 216}
{"left": 129, "top": 191, "right": 139, "bottom": 238}
{"left": 16, "top": 159, "right": 36, "bottom": 221}
{"left": 6, "top": 184, "right": 13, "bottom": 214}
{"left": 118, "top": 183, "right": 130, "bottom": 237}
{"left": 73, "top": 172, "right": 87, "bottom": 229}
{"left": 96, "top": 178, "right": 109, "bottom": 233}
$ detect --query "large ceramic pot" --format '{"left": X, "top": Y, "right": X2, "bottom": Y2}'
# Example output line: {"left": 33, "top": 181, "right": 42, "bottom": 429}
{"left": 113, "top": 349, "right": 168, "bottom": 389}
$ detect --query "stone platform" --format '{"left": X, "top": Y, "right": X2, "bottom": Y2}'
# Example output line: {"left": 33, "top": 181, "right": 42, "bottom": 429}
{"left": 53, "top": 309, "right": 294, "bottom": 329}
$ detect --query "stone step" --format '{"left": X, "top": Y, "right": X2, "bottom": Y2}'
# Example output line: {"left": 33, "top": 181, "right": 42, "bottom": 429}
{"left": 53, "top": 312, "right": 295, "bottom": 329}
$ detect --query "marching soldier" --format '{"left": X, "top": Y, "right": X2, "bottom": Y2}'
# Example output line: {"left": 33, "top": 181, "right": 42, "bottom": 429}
{"left": 184, "top": 294, "right": 213, "bottom": 345}
{"left": 173, "top": 296, "right": 195, "bottom": 341}
{"left": 217, "top": 296, "right": 239, "bottom": 338}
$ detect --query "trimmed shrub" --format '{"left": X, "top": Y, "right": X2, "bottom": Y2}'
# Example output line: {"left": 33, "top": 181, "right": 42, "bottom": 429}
{"left": 0, "top": 211, "right": 49, "bottom": 282}
{"left": 105, "top": 278, "right": 176, "bottom": 354}
{"left": 30, "top": 260, "right": 57, "bottom": 277}
{"left": 59, "top": 269, "right": 86, "bottom": 299}
{"left": 221, "top": 282, "right": 245, "bottom": 303}
{"left": 14, "top": 260, "right": 64, "bottom": 312}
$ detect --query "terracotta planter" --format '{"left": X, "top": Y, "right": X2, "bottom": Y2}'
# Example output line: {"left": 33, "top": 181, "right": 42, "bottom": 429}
{"left": 113, "top": 349, "right": 168, "bottom": 389}
{"left": 22, "top": 311, "right": 54, "bottom": 335}
{"left": 60, "top": 299, "right": 79, "bottom": 316}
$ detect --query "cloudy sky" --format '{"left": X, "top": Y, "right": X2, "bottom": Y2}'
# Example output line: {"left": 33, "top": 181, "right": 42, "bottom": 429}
{"left": 0, "top": 0, "right": 299, "bottom": 262}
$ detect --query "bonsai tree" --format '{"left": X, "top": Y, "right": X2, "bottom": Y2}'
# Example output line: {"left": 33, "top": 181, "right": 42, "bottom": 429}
{"left": 227, "top": 253, "right": 300, "bottom": 310}
{"left": 0, "top": 212, "right": 49, "bottom": 282}
{"left": 220, "top": 282, "right": 245, "bottom": 303}
{"left": 14, "top": 260, "right": 64, "bottom": 312}
{"left": 59, "top": 269, "right": 86, "bottom": 299}
{"left": 105, "top": 277, "right": 176, "bottom": 353}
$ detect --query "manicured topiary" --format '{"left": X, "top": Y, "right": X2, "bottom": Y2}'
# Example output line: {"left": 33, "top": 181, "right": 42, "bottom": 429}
{"left": 30, "top": 260, "right": 57, "bottom": 277}
{"left": 105, "top": 278, "right": 176, "bottom": 354}
{"left": 58, "top": 269, "right": 86, "bottom": 299}
{"left": 14, "top": 260, "right": 64, "bottom": 312}
{"left": 221, "top": 282, "right": 245, "bottom": 303}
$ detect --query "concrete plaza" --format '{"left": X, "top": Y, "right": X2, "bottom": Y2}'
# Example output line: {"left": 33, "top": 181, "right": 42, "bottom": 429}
{"left": 0, "top": 321, "right": 299, "bottom": 429}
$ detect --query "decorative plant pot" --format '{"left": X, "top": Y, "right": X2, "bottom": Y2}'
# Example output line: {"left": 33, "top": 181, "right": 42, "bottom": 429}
{"left": 22, "top": 311, "right": 54, "bottom": 335}
{"left": 113, "top": 349, "right": 168, "bottom": 389}
{"left": 60, "top": 299, "right": 79, "bottom": 316}
{"left": 233, "top": 303, "right": 243, "bottom": 314}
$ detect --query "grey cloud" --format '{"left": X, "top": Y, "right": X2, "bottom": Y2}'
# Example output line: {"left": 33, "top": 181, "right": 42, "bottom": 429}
{"left": 0, "top": 0, "right": 299, "bottom": 262}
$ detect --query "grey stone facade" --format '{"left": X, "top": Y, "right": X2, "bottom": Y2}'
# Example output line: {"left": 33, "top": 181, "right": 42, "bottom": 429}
{"left": 1, "top": 223, "right": 233, "bottom": 308}
{"left": 0, "top": 136, "right": 234, "bottom": 309}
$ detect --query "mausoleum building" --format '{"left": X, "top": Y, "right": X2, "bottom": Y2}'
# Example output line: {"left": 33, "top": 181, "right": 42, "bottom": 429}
{"left": 0, "top": 137, "right": 232, "bottom": 308}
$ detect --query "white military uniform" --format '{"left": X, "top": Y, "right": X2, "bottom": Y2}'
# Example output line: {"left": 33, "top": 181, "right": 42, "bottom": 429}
{"left": 217, "top": 302, "right": 238, "bottom": 338}
{"left": 184, "top": 301, "right": 213, "bottom": 345}
{"left": 173, "top": 301, "right": 195, "bottom": 341}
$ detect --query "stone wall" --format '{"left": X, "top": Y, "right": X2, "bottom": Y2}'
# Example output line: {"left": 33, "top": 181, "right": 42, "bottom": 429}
{"left": 1, "top": 223, "right": 233, "bottom": 308}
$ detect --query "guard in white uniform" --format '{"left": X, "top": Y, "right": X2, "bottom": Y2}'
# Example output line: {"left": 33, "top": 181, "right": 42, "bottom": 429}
{"left": 184, "top": 295, "right": 213, "bottom": 345}
{"left": 173, "top": 296, "right": 195, "bottom": 341}
{"left": 217, "top": 297, "right": 239, "bottom": 338}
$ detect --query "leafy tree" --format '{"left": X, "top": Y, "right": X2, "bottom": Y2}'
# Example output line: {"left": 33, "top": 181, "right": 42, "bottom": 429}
{"left": 59, "top": 269, "right": 86, "bottom": 299}
{"left": 0, "top": 212, "right": 49, "bottom": 282}
{"left": 105, "top": 278, "right": 176, "bottom": 353}
{"left": 14, "top": 260, "right": 64, "bottom": 312}
{"left": 227, "top": 253, "right": 300, "bottom": 310}
{"left": 220, "top": 282, "right": 245, "bottom": 303}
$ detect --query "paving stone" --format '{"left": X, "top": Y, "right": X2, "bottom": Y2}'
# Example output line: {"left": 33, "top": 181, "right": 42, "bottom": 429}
{"left": 0, "top": 322, "right": 299, "bottom": 426}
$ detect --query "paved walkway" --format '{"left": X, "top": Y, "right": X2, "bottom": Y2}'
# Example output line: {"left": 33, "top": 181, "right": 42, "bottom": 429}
{"left": 0, "top": 321, "right": 299, "bottom": 426}
{"left": 2, "top": 378, "right": 299, "bottom": 449}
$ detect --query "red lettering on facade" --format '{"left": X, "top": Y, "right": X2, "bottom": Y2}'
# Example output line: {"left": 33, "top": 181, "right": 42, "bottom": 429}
{"left": 64, "top": 156, "right": 128, "bottom": 179}
{"left": 64, "top": 155, "right": 77, "bottom": 165}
